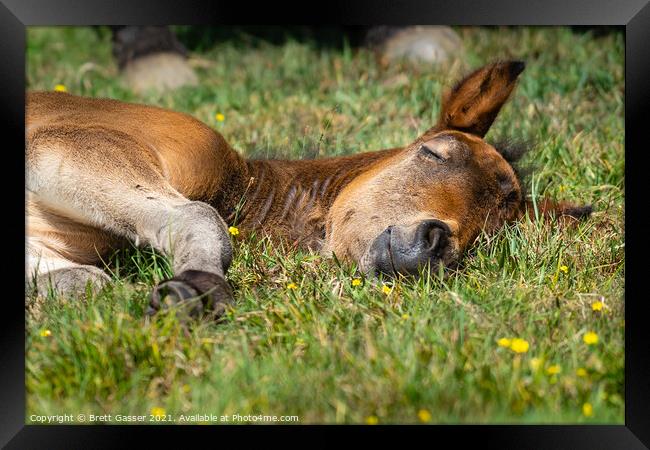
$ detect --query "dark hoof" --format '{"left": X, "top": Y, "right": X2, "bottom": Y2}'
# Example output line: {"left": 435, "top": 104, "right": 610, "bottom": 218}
{"left": 147, "top": 270, "right": 234, "bottom": 320}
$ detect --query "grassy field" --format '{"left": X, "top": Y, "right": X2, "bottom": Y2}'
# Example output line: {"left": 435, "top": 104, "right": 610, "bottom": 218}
{"left": 25, "top": 26, "right": 624, "bottom": 424}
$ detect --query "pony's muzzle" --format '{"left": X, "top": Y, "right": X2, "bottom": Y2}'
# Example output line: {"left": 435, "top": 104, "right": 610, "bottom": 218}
{"left": 363, "top": 219, "right": 454, "bottom": 277}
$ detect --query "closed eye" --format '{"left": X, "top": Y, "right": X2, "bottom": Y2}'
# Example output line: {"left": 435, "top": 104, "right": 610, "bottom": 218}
{"left": 419, "top": 144, "right": 446, "bottom": 162}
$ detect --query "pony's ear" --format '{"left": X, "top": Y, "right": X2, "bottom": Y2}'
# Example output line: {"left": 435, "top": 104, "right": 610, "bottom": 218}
{"left": 524, "top": 197, "right": 593, "bottom": 224}
{"left": 425, "top": 60, "right": 525, "bottom": 139}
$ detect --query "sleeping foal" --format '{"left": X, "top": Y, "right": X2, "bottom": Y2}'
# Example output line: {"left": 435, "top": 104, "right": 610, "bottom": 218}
{"left": 26, "top": 60, "right": 590, "bottom": 318}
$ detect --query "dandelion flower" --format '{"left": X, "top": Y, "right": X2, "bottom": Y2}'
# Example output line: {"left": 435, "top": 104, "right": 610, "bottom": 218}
{"left": 182, "top": 384, "right": 191, "bottom": 393}
{"left": 417, "top": 409, "right": 432, "bottom": 423}
{"left": 583, "top": 331, "right": 599, "bottom": 345}
{"left": 497, "top": 337, "right": 512, "bottom": 348}
{"left": 546, "top": 364, "right": 561, "bottom": 375}
{"left": 510, "top": 338, "right": 530, "bottom": 354}
{"left": 559, "top": 265, "right": 569, "bottom": 274}
{"left": 576, "top": 368, "right": 587, "bottom": 377}
{"left": 54, "top": 84, "right": 67, "bottom": 92}
{"left": 150, "top": 406, "right": 166, "bottom": 417}
{"left": 39, "top": 329, "right": 52, "bottom": 337}
{"left": 228, "top": 226, "right": 239, "bottom": 236}
{"left": 352, "top": 278, "right": 362, "bottom": 286}
{"left": 402, "top": 313, "right": 410, "bottom": 320}
{"left": 287, "top": 282, "right": 298, "bottom": 290}
{"left": 381, "top": 285, "right": 392, "bottom": 295}
{"left": 215, "top": 113, "right": 225, "bottom": 122}
{"left": 365, "top": 415, "right": 379, "bottom": 425}
{"left": 591, "top": 301, "right": 604, "bottom": 312}
{"left": 529, "top": 357, "right": 542, "bottom": 371}
{"left": 582, "top": 402, "right": 593, "bottom": 417}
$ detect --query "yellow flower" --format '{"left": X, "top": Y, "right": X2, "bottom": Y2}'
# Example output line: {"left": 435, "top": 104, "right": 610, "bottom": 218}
{"left": 150, "top": 406, "right": 166, "bottom": 417}
{"left": 352, "top": 278, "right": 362, "bottom": 286}
{"left": 582, "top": 402, "right": 593, "bottom": 417}
{"left": 583, "top": 331, "right": 599, "bottom": 345}
{"left": 591, "top": 301, "right": 604, "bottom": 312}
{"left": 365, "top": 415, "right": 379, "bottom": 425}
{"left": 54, "top": 84, "right": 67, "bottom": 92}
{"left": 39, "top": 329, "right": 52, "bottom": 337}
{"left": 497, "top": 337, "right": 511, "bottom": 348}
{"left": 228, "top": 226, "right": 239, "bottom": 236}
{"left": 417, "top": 409, "right": 432, "bottom": 423}
{"left": 559, "top": 265, "right": 569, "bottom": 274}
{"left": 182, "top": 384, "right": 191, "bottom": 393}
{"left": 558, "top": 185, "right": 567, "bottom": 193}
{"left": 576, "top": 368, "right": 588, "bottom": 377}
{"left": 287, "top": 282, "right": 298, "bottom": 290}
{"left": 510, "top": 338, "right": 530, "bottom": 354}
{"left": 215, "top": 113, "right": 225, "bottom": 122}
{"left": 529, "top": 357, "right": 542, "bottom": 371}
{"left": 546, "top": 364, "right": 561, "bottom": 375}
{"left": 381, "top": 285, "right": 392, "bottom": 295}
{"left": 401, "top": 313, "right": 410, "bottom": 320}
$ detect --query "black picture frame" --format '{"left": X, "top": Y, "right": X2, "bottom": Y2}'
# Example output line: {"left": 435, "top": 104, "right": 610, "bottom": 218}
{"left": 2, "top": 0, "right": 647, "bottom": 448}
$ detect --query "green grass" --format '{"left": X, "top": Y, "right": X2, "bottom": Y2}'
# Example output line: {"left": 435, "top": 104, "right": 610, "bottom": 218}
{"left": 26, "top": 26, "right": 624, "bottom": 424}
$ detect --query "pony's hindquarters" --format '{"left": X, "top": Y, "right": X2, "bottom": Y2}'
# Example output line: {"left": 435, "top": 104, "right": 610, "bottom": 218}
{"left": 26, "top": 124, "right": 234, "bottom": 318}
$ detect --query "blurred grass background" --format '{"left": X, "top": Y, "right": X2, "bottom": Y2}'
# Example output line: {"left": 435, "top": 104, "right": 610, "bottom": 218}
{"left": 26, "top": 26, "right": 624, "bottom": 424}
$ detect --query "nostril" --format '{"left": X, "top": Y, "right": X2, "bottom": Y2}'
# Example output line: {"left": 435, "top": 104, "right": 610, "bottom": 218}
{"left": 415, "top": 220, "right": 450, "bottom": 255}
{"left": 427, "top": 227, "right": 449, "bottom": 256}
{"left": 427, "top": 227, "right": 443, "bottom": 252}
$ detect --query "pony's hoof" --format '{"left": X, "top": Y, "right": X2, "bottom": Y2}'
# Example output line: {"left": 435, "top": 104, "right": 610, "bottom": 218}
{"left": 148, "top": 270, "right": 234, "bottom": 320}
{"left": 148, "top": 280, "right": 203, "bottom": 319}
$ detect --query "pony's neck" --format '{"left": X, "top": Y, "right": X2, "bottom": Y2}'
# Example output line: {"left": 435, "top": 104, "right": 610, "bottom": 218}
{"left": 226, "top": 148, "right": 401, "bottom": 249}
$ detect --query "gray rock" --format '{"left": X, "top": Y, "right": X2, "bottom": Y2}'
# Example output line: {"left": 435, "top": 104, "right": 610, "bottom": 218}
{"left": 122, "top": 52, "right": 198, "bottom": 94}
{"left": 380, "top": 26, "right": 463, "bottom": 65}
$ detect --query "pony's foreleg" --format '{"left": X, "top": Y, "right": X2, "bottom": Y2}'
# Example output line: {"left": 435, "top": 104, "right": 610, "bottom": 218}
{"left": 142, "top": 199, "right": 235, "bottom": 319}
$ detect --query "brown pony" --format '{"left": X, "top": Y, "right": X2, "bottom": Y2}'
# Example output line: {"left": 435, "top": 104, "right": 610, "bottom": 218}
{"left": 26, "top": 60, "right": 590, "bottom": 318}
